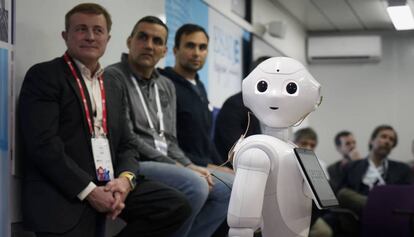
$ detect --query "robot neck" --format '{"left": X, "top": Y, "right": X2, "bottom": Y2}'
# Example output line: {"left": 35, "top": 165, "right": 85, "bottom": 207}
{"left": 261, "top": 124, "right": 289, "bottom": 141}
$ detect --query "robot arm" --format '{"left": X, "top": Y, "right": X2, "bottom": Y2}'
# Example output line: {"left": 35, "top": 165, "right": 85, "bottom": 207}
{"left": 228, "top": 147, "right": 271, "bottom": 237}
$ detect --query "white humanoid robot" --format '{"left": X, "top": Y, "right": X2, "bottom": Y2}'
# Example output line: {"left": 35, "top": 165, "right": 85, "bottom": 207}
{"left": 228, "top": 57, "right": 323, "bottom": 237}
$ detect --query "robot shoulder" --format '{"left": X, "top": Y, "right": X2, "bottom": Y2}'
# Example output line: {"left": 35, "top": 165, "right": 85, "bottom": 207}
{"left": 233, "top": 135, "right": 291, "bottom": 170}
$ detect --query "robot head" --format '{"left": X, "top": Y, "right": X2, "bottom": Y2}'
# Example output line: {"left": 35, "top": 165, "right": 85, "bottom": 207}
{"left": 242, "top": 57, "right": 321, "bottom": 128}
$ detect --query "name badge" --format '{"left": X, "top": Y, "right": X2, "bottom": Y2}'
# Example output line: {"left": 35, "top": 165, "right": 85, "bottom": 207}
{"left": 154, "top": 133, "right": 168, "bottom": 156}
{"left": 91, "top": 137, "right": 114, "bottom": 181}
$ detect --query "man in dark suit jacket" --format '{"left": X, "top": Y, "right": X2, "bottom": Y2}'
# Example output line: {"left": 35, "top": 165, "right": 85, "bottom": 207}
{"left": 340, "top": 157, "right": 413, "bottom": 196}
{"left": 340, "top": 125, "right": 413, "bottom": 197}
{"left": 18, "top": 3, "right": 190, "bottom": 237}
{"left": 335, "top": 125, "right": 413, "bottom": 235}
{"left": 328, "top": 131, "right": 362, "bottom": 193}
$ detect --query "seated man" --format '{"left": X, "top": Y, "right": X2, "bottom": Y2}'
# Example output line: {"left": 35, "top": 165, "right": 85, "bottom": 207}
{"left": 104, "top": 17, "right": 229, "bottom": 237}
{"left": 293, "top": 127, "right": 332, "bottom": 237}
{"left": 213, "top": 56, "right": 269, "bottom": 165}
{"left": 294, "top": 127, "right": 318, "bottom": 150}
{"left": 18, "top": 4, "right": 190, "bottom": 237}
{"left": 160, "top": 23, "right": 233, "bottom": 237}
{"left": 293, "top": 127, "right": 329, "bottom": 177}
{"left": 159, "top": 24, "right": 234, "bottom": 179}
{"left": 338, "top": 125, "right": 413, "bottom": 212}
{"left": 336, "top": 125, "right": 413, "bottom": 235}
{"left": 328, "top": 131, "right": 362, "bottom": 192}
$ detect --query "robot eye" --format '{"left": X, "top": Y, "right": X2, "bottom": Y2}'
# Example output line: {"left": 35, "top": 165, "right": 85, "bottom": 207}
{"left": 257, "top": 81, "right": 268, "bottom": 92}
{"left": 286, "top": 82, "right": 297, "bottom": 94}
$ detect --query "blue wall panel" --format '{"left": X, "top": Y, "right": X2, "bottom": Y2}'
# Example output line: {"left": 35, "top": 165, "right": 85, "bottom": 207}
{"left": 0, "top": 47, "right": 9, "bottom": 237}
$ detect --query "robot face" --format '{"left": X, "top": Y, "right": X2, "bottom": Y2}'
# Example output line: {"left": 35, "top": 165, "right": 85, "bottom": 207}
{"left": 242, "top": 57, "right": 321, "bottom": 128}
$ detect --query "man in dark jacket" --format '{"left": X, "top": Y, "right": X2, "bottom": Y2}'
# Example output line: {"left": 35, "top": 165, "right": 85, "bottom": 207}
{"left": 328, "top": 131, "right": 362, "bottom": 192}
{"left": 160, "top": 24, "right": 233, "bottom": 177}
{"left": 335, "top": 125, "right": 413, "bottom": 235}
{"left": 213, "top": 56, "right": 270, "bottom": 165}
{"left": 18, "top": 5, "right": 190, "bottom": 236}
{"left": 160, "top": 23, "right": 233, "bottom": 237}
{"left": 340, "top": 125, "right": 413, "bottom": 197}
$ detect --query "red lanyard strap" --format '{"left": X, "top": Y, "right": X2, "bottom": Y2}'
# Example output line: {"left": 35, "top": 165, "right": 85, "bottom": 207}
{"left": 99, "top": 76, "right": 108, "bottom": 135}
{"left": 63, "top": 53, "right": 107, "bottom": 136}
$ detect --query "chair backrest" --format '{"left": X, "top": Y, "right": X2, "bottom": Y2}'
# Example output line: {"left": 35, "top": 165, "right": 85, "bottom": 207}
{"left": 361, "top": 185, "right": 414, "bottom": 237}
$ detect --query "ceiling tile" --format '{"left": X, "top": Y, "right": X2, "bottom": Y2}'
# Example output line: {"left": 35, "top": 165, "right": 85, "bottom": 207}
{"left": 347, "top": 0, "right": 393, "bottom": 30}
{"left": 273, "top": 0, "right": 310, "bottom": 22}
{"left": 312, "top": 0, "right": 364, "bottom": 30}
{"left": 305, "top": 2, "right": 336, "bottom": 31}
{"left": 271, "top": 0, "right": 402, "bottom": 32}
{"left": 272, "top": 0, "right": 336, "bottom": 30}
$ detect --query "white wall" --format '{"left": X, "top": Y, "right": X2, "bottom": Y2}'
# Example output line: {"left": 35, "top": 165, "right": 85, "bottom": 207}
{"left": 252, "top": 0, "right": 307, "bottom": 63}
{"left": 252, "top": 35, "right": 283, "bottom": 59}
{"left": 309, "top": 31, "right": 414, "bottom": 165}
{"left": 203, "top": 0, "right": 252, "bottom": 30}
{"left": 204, "top": 0, "right": 307, "bottom": 63}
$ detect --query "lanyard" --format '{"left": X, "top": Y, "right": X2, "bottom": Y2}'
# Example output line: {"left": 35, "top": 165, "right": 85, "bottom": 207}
{"left": 63, "top": 53, "right": 108, "bottom": 136}
{"left": 130, "top": 75, "right": 165, "bottom": 136}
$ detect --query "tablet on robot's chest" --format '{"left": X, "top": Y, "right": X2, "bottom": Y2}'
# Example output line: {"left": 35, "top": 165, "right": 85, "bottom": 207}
{"left": 294, "top": 148, "right": 339, "bottom": 209}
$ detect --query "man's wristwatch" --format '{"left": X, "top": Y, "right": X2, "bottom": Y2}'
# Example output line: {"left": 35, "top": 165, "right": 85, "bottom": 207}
{"left": 120, "top": 172, "right": 137, "bottom": 190}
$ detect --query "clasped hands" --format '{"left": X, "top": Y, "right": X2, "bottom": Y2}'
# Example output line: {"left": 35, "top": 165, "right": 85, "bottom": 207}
{"left": 186, "top": 164, "right": 215, "bottom": 191}
{"left": 86, "top": 177, "right": 132, "bottom": 220}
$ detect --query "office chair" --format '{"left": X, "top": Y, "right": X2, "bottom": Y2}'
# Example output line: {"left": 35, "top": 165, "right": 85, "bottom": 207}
{"left": 360, "top": 185, "right": 414, "bottom": 237}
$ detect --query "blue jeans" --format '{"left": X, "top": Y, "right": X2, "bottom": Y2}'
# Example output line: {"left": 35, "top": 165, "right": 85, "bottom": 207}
{"left": 139, "top": 162, "right": 233, "bottom": 237}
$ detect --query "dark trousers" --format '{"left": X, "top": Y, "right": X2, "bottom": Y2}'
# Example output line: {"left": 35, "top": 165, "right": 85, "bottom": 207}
{"left": 36, "top": 179, "right": 191, "bottom": 237}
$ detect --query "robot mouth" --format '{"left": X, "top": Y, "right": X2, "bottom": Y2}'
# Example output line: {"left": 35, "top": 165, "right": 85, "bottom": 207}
{"left": 269, "top": 106, "right": 279, "bottom": 110}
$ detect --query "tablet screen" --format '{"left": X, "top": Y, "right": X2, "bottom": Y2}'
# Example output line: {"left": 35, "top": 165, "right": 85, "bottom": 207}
{"left": 294, "top": 148, "right": 338, "bottom": 208}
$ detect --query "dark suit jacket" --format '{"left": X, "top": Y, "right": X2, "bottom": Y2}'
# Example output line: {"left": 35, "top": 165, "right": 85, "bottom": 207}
{"left": 328, "top": 160, "right": 347, "bottom": 193}
{"left": 340, "top": 158, "right": 413, "bottom": 196}
{"left": 18, "top": 56, "right": 140, "bottom": 233}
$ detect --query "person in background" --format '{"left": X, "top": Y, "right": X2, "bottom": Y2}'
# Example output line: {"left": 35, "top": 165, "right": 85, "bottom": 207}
{"left": 213, "top": 56, "right": 270, "bottom": 165}
{"left": 104, "top": 16, "right": 229, "bottom": 237}
{"left": 18, "top": 4, "right": 190, "bottom": 237}
{"left": 337, "top": 125, "right": 413, "bottom": 215}
{"left": 293, "top": 127, "right": 332, "bottom": 237}
{"left": 294, "top": 127, "right": 318, "bottom": 151}
{"left": 328, "top": 131, "right": 362, "bottom": 192}
{"left": 293, "top": 127, "right": 329, "bottom": 176}
{"left": 160, "top": 23, "right": 233, "bottom": 237}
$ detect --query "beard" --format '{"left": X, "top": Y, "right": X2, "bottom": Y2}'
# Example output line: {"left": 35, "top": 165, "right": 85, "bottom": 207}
{"left": 375, "top": 146, "right": 392, "bottom": 158}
